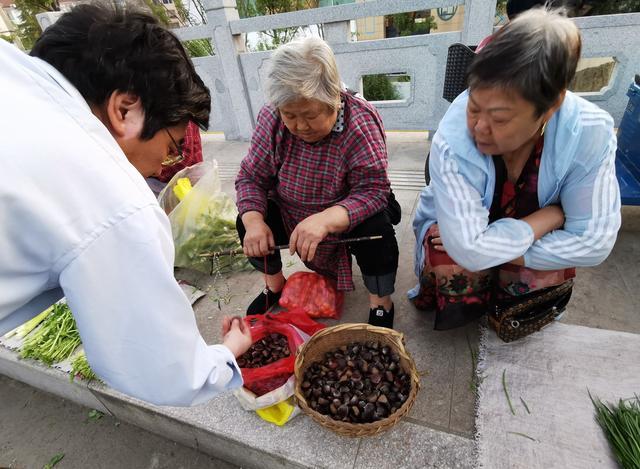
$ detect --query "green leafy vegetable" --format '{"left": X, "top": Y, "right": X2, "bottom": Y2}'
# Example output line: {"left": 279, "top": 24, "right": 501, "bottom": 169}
{"left": 43, "top": 452, "right": 64, "bottom": 469}
{"left": 591, "top": 393, "right": 640, "bottom": 468}
{"left": 502, "top": 369, "right": 516, "bottom": 416}
{"left": 20, "top": 303, "right": 81, "bottom": 365}
{"left": 176, "top": 209, "right": 250, "bottom": 275}
{"left": 87, "top": 409, "right": 104, "bottom": 422}
{"left": 71, "top": 352, "right": 98, "bottom": 382}
{"left": 520, "top": 396, "right": 531, "bottom": 414}
{"left": 4, "top": 304, "right": 54, "bottom": 339}
{"left": 507, "top": 431, "right": 537, "bottom": 442}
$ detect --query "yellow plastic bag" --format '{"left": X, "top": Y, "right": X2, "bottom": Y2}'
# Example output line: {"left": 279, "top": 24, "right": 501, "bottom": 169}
{"left": 255, "top": 398, "right": 299, "bottom": 426}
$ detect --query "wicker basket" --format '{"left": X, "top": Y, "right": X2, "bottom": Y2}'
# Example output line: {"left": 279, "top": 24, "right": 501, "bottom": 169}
{"left": 294, "top": 323, "right": 420, "bottom": 437}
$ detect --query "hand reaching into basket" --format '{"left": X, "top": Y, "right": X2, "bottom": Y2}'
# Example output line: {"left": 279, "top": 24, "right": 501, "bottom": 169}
{"left": 222, "top": 316, "right": 252, "bottom": 358}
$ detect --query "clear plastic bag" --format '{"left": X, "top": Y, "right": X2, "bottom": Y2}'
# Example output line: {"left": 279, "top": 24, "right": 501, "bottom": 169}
{"left": 157, "top": 161, "right": 248, "bottom": 273}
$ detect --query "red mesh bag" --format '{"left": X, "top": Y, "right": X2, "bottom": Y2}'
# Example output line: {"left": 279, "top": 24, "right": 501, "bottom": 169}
{"left": 239, "top": 316, "right": 305, "bottom": 397}
{"left": 278, "top": 272, "right": 344, "bottom": 319}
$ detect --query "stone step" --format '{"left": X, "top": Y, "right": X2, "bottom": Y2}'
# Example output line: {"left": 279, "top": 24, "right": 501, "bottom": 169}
{"left": 216, "top": 165, "right": 426, "bottom": 191}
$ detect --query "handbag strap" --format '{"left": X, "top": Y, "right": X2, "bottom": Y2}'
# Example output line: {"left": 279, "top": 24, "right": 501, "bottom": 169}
{"left": 489, "top": 155, "right": 507, "bottom": 223}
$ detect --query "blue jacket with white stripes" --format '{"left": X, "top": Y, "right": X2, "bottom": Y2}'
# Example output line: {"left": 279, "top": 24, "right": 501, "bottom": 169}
{"left": 410, "top": 90, "right": 621, "bottom": 288}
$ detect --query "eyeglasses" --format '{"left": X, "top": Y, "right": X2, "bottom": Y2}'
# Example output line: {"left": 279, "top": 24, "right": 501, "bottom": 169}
{"left": 161, "top": 129, "right": 185, "bottom": 167}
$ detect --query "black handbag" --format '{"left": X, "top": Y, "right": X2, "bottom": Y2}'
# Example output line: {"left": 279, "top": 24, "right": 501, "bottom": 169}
{"left": 488, "top": 281, "right": 573, "bottom": 342}
{"left": 386, "top": 190, "right": 402, "bottom": 225}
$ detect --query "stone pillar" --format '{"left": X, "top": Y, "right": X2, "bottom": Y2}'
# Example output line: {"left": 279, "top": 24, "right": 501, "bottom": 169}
{"left": 205, "top": 0, "right": 255, "bottom": 140}
{"left": 461, "top": 0, "right": 497, "bottom": 45}
{"left": 323, "top": 21, "right": 351, "bottom": 45}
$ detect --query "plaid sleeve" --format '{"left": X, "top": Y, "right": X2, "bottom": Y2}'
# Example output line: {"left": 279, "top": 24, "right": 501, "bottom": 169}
{"left": 156, "top": 121, "right": 203, "bottom": 183}
{"left": 235, "top": 106, "right": 280, "bottom": 217}
{"left": 337, "top": 110, "right": 391, "bottom": 229}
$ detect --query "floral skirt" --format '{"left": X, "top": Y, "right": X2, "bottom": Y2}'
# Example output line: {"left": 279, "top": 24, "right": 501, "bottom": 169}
{"left": 412, "top": 226, "right": 576, "bottom": 330}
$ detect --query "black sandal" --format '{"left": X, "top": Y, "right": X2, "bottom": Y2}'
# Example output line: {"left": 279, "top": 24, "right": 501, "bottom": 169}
{"left": 368, "top": 303, "right": 395, "bottom": 329}
{"left": 246, "top": 288, "right": 282, "bottom": 315}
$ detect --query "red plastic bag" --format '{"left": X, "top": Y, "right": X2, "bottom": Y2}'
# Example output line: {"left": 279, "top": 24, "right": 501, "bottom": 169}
{"left": 260, "top": 308, "right": 326, "bottom": 336}
{"left": 279, "top": 272, "right": 344, "bottom": 319}
{"left": 239, "top": 317, "right": 305, "bottom": 397}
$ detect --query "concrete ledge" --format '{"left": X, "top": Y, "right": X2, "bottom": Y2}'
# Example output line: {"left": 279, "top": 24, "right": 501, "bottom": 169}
{"left": 1, "top": 343, "right": 474, "bottom": 468}
{"left": 0, "top": 345, "right": 108, "bottom": 413}
{"left": 89, "top": 381, "right": 475, "bottom": 469}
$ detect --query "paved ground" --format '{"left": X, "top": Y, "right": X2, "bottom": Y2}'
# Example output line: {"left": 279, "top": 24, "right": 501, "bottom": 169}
{"left": 2, "top": 131, "right": 639, "bottom": 468}
{"left": 0, "top": 374, "right": 237, "bottom": 469}
{"left": 194, "top": 131, "right": 640, "bottom": 439}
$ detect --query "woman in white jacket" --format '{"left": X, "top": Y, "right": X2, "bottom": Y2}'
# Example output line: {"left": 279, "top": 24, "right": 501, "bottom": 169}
{"left": 410, "top": 8, "right": 621, "bottom": 337}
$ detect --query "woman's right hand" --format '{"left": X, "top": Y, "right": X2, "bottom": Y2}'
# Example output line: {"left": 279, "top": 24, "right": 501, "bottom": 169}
{"left": 222, "top": 316, "right": 252, "bottom": 358}
{"left": 522, "top": 204, "right": 565, "bottom": 241}
{"left": 241, "top": 211, "right": 275, "bottom": 257}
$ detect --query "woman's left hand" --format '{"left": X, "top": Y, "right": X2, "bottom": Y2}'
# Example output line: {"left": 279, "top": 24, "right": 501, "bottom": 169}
{"left": 289, "top": 212, "right": 331, "bottom": 262}
{"left": 429, "top": 224, "right": 447, "bottom": 252}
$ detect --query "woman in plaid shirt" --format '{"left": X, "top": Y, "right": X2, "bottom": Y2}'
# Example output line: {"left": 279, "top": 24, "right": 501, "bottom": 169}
{"left": 235, "top": 37, "right": 399, "bottom": 328}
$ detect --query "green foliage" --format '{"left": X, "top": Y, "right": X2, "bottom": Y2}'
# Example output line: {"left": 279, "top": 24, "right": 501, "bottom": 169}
{"left": 183, "top": 38, "right": 214, "bottom": 57}
{"left": 87, "top": 409, "right": 104, "bottom": 422}
{"left": 43, "top": 453, "right": 64, "bottom": 469}
{"left": 13, "top": 0, "right": 58, "bottom": 50}
{"left": 237, "top": 0, "right": 316, "bottom": 51}
{"left": 585, "top": 0, "right": 640, "bottom": 15}
{"left": 362, "top": 74, "right": 400, "bottom": 101}
{"left": 144, "top": 0, "right": 170, "bottom": 25}
{"left": 20, "top": 303, "right": 81, "bottom": 365}
{"left": 389, "top": 11, "right": 437, "bottom": 37}
{"left": 1, "top": 34, "right": 16, "bottom": 43}
{"left": 237, "top": 0, "right": 314, "bottom": 18}
{"left": 591, "top": 393, "right": 640, "bottom": 468}
{"left": 71, "top": 352, "right": 99, "bottom": 382}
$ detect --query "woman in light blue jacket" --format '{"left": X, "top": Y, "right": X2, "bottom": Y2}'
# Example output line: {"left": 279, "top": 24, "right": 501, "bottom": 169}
{"left": 410, "top": 8, "right": 621, "bottom": 338}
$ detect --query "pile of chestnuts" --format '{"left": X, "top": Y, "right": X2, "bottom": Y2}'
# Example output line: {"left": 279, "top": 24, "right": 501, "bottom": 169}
{"left": 237, "top": 333, "right": 290, "bottom": 368}
{"left": 301, "top": 341, "right": 411, "bottom": 423}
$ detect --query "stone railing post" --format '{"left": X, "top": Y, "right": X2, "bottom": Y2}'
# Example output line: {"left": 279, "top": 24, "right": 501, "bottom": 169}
{"left": 204, "top": 0, "right": 254, "bottom": 140}
{"left": 461, "top": 0, "right": 497, "bottom": 45}
{"left": 322, "top": 21, "right": 351, "bottom": 45}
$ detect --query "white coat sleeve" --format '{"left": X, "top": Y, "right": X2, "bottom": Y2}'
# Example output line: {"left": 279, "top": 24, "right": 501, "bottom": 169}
{"left": 59, "top": 204, "right": 242, "bottom": 406}
{"left": 431, "top": 136, "right": 535, "bottom": 272}
{"left": 523, "top": 131, "right": 621, "bottom": 270}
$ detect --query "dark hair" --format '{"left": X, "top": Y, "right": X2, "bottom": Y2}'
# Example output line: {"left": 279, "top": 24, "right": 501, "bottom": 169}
{"left": 30, "top": 2, "right": 210, "bottom": 139}
{"left": 467, "top": 7, "right": 581, "bottom": 117}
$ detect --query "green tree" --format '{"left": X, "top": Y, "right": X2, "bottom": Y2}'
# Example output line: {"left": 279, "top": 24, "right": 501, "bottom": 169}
{"left": 13, "top": 0, "right": 59, "bottom": 50}
{"left": 143, "top": 0, "right": 170, "bottom": 25}
{"left": 362, "top": 74, "right": 400, "bottom": 101}
{"left": 237, "top": 0, "right": 317, "bottom": 51}
{"left": 584, "top": 0, "right": 640, "bottom": 15}
{"left": 170, "top": 0, "right": 213, "bottom": 57}
{"left": 389, "top": 10, "right": 437, "bottom": 37}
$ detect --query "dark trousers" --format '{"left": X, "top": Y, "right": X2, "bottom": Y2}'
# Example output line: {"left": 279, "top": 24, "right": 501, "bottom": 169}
{"left": 236, "top": 200, "right": 399, "bottom": 296}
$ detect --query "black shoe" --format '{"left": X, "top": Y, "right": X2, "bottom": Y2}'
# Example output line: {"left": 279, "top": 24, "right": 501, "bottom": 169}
{"left": 246, "top": 288, "right": 282, "bottom": 316}
{"left": 368, "top": 304, "right": 395, "bottom": 329}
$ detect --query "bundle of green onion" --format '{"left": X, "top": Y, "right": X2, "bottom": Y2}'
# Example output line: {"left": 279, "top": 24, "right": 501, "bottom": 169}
{"left": 591, "top": 393, "right": 640, "bottom": 468}
{"left": 4, "top": 304, "right": 54, "bottom": 340}
{"left": 20, "top": 303, "right": 81, "bottom": 365}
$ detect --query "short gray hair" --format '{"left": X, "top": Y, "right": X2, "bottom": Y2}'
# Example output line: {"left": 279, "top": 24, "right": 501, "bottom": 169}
{"left": 264, "top": 37, "right": 342, "bottom": 111}
{"left": 467, "top": 6, "right": 581, "bottom": 116}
